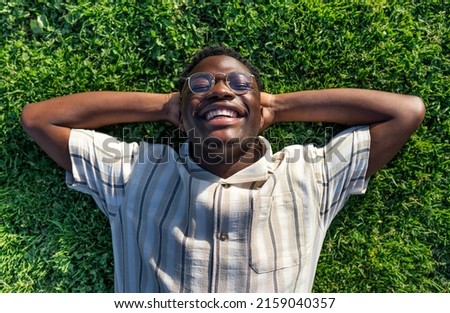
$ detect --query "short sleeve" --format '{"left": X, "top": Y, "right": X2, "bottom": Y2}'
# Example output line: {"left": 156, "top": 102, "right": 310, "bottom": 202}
{"left": 65, "top": 129, "right": 139, "bottom": 217}
{"left": 314, "top": 126, "right": 371, "bottom": 228}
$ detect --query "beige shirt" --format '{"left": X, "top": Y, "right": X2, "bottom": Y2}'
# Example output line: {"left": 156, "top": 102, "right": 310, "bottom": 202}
{"left": 66, "top": 126, "right": 370, "bottom": 292}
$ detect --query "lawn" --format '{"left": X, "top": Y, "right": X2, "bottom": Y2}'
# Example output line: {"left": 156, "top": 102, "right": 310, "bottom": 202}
{"left": 1, "top": 0, "right": 448, "bottom": 292}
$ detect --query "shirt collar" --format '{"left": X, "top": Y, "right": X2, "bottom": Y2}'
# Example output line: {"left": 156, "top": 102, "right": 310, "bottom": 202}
{"left": 179, "top": 136, "right": 274, "bottom": 184}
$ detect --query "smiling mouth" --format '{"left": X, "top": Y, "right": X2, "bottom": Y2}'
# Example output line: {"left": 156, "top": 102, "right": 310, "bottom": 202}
{"left": 203, "top": 108, "right": 242, "bottom": 121}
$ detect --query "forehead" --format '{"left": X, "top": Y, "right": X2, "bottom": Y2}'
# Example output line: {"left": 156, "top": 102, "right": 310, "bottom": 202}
{"left": 190, "top": 55, "right": 250, "bottom": 74}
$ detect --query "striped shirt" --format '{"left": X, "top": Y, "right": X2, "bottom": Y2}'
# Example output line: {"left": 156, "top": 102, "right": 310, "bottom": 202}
{"left": 66, "top": 126, "right": 370, "bottom": 292}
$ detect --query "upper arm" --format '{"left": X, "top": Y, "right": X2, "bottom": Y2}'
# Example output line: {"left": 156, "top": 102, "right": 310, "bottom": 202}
{"left": 21, "top": 103, "right": 72, "bottom": 172}
{"left": 366, "top": 96, "right": 425, "bottom": 177}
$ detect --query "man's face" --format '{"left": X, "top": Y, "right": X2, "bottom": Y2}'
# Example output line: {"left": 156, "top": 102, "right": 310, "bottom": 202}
{"left": 180, "top": 55, "right": 263, "bottom": 149}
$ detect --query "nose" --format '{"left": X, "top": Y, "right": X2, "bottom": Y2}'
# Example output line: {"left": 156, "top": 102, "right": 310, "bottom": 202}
{"left": 209, "top": 79, "right": 235, "bottom": 98}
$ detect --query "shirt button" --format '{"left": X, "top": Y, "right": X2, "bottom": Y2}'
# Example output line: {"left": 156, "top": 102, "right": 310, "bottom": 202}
{"left": 222, "top": 183, "right": 230, "bottom": 189}
{"left": 218, "top": 232, "right": 228, "bottom": 241}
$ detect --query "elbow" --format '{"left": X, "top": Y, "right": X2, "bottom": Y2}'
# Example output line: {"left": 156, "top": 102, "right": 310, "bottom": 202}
{"left": 20, "top": 103, "right": 36, "bottom": 132}
{"left": 407, "top": 95, "right": 426, "bottom": 129}
{"left": 397, "top": 95, "right": 425, "bottom": 132}
{"left": 21, "top": 104, "right": 33, "bottom": 130}
{"left": 21, "top": 103, "right": 45, "bottom": 136}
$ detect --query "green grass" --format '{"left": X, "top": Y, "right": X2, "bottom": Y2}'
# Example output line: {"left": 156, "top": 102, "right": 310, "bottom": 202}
{"left": 1, "top": 0, "right": 449, "bottom": 292}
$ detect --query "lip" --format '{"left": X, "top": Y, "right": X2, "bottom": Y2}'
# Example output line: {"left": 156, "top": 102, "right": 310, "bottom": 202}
{"left": 196, "top": 101, "right": 248, "bottom": 121}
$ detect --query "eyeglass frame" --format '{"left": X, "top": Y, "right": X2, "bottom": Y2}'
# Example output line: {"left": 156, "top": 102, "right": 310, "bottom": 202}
{"left": 181, "top": 71, "right": 256, "bottom": 96}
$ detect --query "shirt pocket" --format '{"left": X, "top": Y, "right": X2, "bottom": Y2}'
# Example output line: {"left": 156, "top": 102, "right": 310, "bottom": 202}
{"left": 249, "top": 193, "right": 302, "bottom": 273}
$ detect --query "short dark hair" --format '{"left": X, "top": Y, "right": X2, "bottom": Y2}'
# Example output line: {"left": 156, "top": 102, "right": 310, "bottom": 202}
{"left": 177, "top": 45, "right": 262, "bottom": 93}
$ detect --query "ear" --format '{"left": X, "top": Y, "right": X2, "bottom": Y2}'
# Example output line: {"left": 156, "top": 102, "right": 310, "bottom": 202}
{"left": 177, "top": 94, "right": 185, "bottom": 132}
{"left": 259, "top": 106, "right": 265, "bottom": 129}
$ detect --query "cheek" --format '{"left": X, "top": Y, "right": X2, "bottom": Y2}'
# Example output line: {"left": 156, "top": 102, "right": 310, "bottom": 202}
{"left": 242, "top": 94, "right": 262, "bottom": 117}
{"left": 181, "top": 97, "right": 200, "bottom": 116}
{"left": 180, "top": 98, "right": 201, "bottom": 130}
{"left": 243, "top": 89, "right": 260, "bottom": 104}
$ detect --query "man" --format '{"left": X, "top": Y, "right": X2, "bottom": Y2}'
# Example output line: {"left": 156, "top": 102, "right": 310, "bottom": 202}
{"left": 21, "top": 45, "right": 425, "bottom": 292}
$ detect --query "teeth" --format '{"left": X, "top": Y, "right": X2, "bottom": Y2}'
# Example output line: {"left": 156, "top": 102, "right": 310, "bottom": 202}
{"left": 205, "top": 109, "right": 238, "bottom": 121}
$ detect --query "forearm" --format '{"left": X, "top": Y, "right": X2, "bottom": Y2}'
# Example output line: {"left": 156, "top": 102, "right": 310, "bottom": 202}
{"left": 21, "top": 91, "right": 180, "bottom": 171}
{"left": 270, "top": 88, "right": 420, "bottom": 126}
{"left": 266, "top": 88, "right": 425, "bottom": 177}
{"left": 22, "top": 91, "right": 179, "bottom": 130}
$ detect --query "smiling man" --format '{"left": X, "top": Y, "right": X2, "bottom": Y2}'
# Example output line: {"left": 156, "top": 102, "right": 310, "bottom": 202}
{"left": 178, "top": 53, "right": 266, "bottom": 178}
{"left": 21, "top": 45, "right": 425, "bottom": 292}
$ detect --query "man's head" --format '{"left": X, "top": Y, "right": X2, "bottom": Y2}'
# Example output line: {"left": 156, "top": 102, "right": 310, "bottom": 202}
{"left": 176, "top": 45, "right": 266, "bottom": 176}
{"left": 178, "top": 45, "right": 264, "bottom": 144}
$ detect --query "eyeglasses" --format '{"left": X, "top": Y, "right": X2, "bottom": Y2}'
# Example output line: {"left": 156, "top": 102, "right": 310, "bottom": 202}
{"left": 184, "top": 71, "right": 255, "bottom": 95}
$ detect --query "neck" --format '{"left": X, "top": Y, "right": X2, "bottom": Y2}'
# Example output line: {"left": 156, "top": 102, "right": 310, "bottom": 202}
{"left": 189, "top": 137, "right": 265, "bottom": 178}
